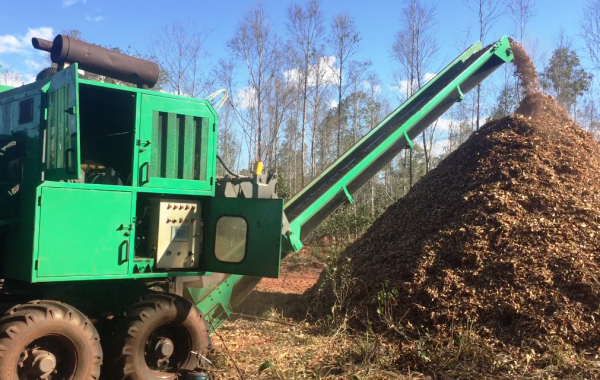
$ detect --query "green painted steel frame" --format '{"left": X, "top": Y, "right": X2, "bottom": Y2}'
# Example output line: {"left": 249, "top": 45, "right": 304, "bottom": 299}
{"left": 31, "top": 182, "right": 215, "bottom": 282}
{"left": 0, "top": 63, "right": 222, "bottom": 283}
{"left": 0, "top": 85, "right": 13, "bottom": 94}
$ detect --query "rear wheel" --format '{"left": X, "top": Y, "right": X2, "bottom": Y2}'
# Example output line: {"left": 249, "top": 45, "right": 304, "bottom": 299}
{"left": 109, "top": 294, "right": 211, "bottom": 380}
{"left": 0, "top": 300, "right": 103, "bottom": 380}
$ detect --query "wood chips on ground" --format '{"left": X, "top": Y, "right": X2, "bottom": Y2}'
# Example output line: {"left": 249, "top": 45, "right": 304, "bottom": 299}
{"left": 313, "top": 40, "right": 600, "bottom": 360}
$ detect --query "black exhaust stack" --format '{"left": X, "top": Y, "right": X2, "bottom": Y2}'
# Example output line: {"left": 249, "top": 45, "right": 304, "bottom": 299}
{"left": 32, "top": 35, "right": 159, "bottom": 89}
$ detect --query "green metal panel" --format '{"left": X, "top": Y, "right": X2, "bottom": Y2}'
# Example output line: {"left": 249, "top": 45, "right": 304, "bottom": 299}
{"left": 36, "top": 186, "right": 132, "bottom": 278}
{"left": 202, "top": 198, "right": 283, "bottom": 278}
{"left": 0, "top": 78, "right": 51, "bottom": 282}
{"left": 138, "top": 94, "right": 215, "bottom": 192}
{"left": 0, "top": 85, "right": 13, "bottom": 93}
{"left": 44, "top": 64, "right": 80, "bottom": 181}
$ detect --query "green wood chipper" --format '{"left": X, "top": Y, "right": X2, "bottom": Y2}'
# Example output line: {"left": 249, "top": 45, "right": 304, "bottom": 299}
{"left": 0, "top": 34, "right": 513, "bottom": 379}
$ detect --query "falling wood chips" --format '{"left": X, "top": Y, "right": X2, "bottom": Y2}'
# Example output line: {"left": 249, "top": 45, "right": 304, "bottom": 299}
{"left": 313, "top": 40, "right": 600, "bottom": 355}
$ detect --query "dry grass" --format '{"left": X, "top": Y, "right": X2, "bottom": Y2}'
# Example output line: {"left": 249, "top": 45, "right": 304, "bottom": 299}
{"left": 204, "top": 248, "right": 600, "bottom": 380}
{"left": 209, "top": 314, "right": 600, "bottom": 379}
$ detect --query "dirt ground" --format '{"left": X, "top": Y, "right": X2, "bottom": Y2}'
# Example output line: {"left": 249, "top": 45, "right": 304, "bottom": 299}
{"left": 207, "top": 251, "right": 417, "bottom": 380}
{"left": 206, "top": 248, "right": 600, "bottom": 380}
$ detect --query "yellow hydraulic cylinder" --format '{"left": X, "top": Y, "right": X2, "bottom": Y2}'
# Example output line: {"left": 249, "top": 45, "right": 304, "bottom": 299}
{"left": 253, "top": 161, "right": 263, "bottom": 175}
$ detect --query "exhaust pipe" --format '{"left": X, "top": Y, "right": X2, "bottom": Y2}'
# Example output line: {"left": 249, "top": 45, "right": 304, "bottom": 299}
{"left": 32, "top": 35, "right": 159, "bottom": 89}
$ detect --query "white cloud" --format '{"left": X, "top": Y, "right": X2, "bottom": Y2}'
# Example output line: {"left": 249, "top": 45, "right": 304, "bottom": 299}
{"left": 0, "top": 35, "right": 22, "bottom": 53}
{"left": 236, "top": 87, "right": 256, "bottom": 110}
{"left": 361, "top": 80, "right": 381, "bottom": 95}
{"left": 22, "top": 74, "right": 36, "bottom": 85}
{"left": 63, "top": 0, "right": 87, "bottom": 7}
{"left": 25, "top": 59, "right": 46, "bottom": 70}
{"left": 423, "top": 72, "right": 436, "bottom": 83}
{"left": 284, "top": 56, "right": 339, "bottom": 87}
{"left": 85, "top": 15, "right": 104, "bottom": 22}
{"left": 431, "top": 138, "right": 450, "bottom": 157}
{"left": 390, "top": 72, "right": 437, "bottom": 98}
{"left": 0, "top": 69, "right": 24, "bottom": 87}
{"left": 0, "top": 27, "right": 54, "bottom": 54}
{"left": 432, "top": 118, "right": 453, "bottom": 132}
{"left": 390, "top": 80, "right": 412, "bottom": 97}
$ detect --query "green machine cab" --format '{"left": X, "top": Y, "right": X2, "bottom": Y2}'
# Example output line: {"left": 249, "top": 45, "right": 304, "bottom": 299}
{"left": 0, "top": 33, "right": 513, "bottom": 379}
{"left": 1, "top": 62, "right": 283, "bottom": 284}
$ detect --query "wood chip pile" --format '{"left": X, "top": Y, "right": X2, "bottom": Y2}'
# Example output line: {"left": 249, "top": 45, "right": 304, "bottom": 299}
{"left": 315, "top": 40, "right": 600, "bottom": 353}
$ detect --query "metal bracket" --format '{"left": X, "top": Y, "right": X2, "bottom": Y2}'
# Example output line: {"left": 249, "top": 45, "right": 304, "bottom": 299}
{"left": 456, "top": 84, "right": 465, "bottom": 102}
{"left": 342, "top": 185, "right": 354, "bottom": 204}
{"left": 285, "top": 229, "right": 304, "bottom": 252}
{"left": 403, "top": 131, "right": 414, "bottom": 149}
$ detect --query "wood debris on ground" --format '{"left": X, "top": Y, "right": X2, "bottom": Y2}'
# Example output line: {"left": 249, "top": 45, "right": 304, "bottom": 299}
{"left": 310, "top": 40, "right": 600, "bottom": 376}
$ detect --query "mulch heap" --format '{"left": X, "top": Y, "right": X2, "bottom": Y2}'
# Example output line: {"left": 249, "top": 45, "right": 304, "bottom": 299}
{"left": 313, "top": 40, "right": 600, "bottom": 363}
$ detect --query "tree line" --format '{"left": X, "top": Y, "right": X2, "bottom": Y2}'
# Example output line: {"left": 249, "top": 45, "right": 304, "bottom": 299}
{"left": 2, "top": 0, "right": 599, "bottom": 242}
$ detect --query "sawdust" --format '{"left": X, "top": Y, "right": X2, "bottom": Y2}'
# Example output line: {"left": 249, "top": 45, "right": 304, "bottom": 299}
{"left": 510, "top": 37, "right": 539, "bottom": 95}
{"left": 312, "top": 40, "right": 600, "bottom": 363}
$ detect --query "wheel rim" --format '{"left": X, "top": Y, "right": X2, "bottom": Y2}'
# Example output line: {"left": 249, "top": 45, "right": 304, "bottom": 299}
{"left": 17, "top": 335, "right": 77, "bottom": 380}
{"left": 144, "top": 323, "right": 193, "bottom": 373}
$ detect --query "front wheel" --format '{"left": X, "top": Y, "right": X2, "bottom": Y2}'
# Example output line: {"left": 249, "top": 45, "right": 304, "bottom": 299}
{"left": 0, "top": 300, "right": 103, "bottom": 380}
{"left": 109, "top": 294, "right": 211, "bottom": 380}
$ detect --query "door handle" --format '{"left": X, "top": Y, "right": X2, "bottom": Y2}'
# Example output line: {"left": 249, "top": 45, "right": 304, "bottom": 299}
{"left": 124, "top": 239, "right": 130, "bottom": 262}
{"left": 140, "top": 162, "right": 151, "bottom": 184}
{"left": 65, "top": 148, "right": 76, "bottom": 174}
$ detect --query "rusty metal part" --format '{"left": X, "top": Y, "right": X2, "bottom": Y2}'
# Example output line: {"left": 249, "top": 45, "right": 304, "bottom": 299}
{"left": 32, "top": 35, "right": 159, "bottom": 88}
{"left": 154, "top": 337, "right": 175, "bottom": 359}
{"left": 31, "top": 38, "right": 53, "bottom": 52}
{"left": 30, "top": 349, "right": 57, "bottom": 378}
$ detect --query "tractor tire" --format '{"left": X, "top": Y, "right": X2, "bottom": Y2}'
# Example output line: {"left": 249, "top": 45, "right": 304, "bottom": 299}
{"left": 109, "top": 294, "right": 211, "bottom": 380}
{"left": 0, "top": 300, "right": 103, "bottom": 380}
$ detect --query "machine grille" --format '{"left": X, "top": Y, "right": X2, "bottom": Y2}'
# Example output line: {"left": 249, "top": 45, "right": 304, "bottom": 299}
{"left": 18, "top": 98, "right": 34, "bottom": 125}
{"left": 46, "top": 85, "right": 70, "bottom": 170}
{"left": 151, "top": 111, "right": 208, "bottom": 181}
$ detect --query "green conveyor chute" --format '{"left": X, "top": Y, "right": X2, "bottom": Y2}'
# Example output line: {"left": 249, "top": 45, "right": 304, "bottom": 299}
{"left": 194, "top": 36, "right": 514, "bottom": 329}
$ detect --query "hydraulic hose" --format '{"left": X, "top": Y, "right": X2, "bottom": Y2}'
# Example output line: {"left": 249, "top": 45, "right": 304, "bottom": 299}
{"left": 217, "top": 155, "right": 240, "bottom": 177}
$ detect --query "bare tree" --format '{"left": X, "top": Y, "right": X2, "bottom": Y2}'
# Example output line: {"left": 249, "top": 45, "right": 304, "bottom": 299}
{"left": 287, "top": 0, "right": 325, "bottom": 187}
{"left": 327, "top": 12, "right": 361, "bottom": 157}
{"left": 391, "top": 0, "right": 438, "bottom": 182}
{"left": 364, "top": 72, "right": 384, "bottom": 216}
{"left": 0, "top": 67, "right": 22, "bottom": 87}
{"left": 309, "top": 53, "right": 334, "bottom": 177}
{"left": 581, "top": 0, "right": 600, "bottom": 71}
{"left": 464, "top": 0, "right": 504, "bottom": 129}
{"left": 505, "top": 0, "right": 535, "bottom": 104}
{"left": 263, "top": 72, "right": 296, "bottom": 169}
{"left": 348, "top": 60, "right": 372, "bottom": 144}
{"left": 227, "top": 2, "right": 282, "bottom": 163}
{"left": 287, "top": 0, "right": 325, "bottom": 186}
{"left": 149, "top": 20, "right": 209, "bottom": 97}
{"left": 506, "top": 0, "right": 535, "bottom": 44}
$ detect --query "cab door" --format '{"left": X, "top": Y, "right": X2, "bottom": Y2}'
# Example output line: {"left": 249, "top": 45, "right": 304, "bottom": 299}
{"left": 44, "top": 64, "right": 81, "bottom": 181}
{"left": 203, "top": 198, "right": 283, "bottom": 278}
{"left": 36, "top": 187, "right": 132, "bottom": 278}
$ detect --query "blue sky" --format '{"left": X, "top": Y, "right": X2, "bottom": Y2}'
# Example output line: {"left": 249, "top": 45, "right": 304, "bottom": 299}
{"left": 0, "top": 0, "right": 591, "bottom": 92}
